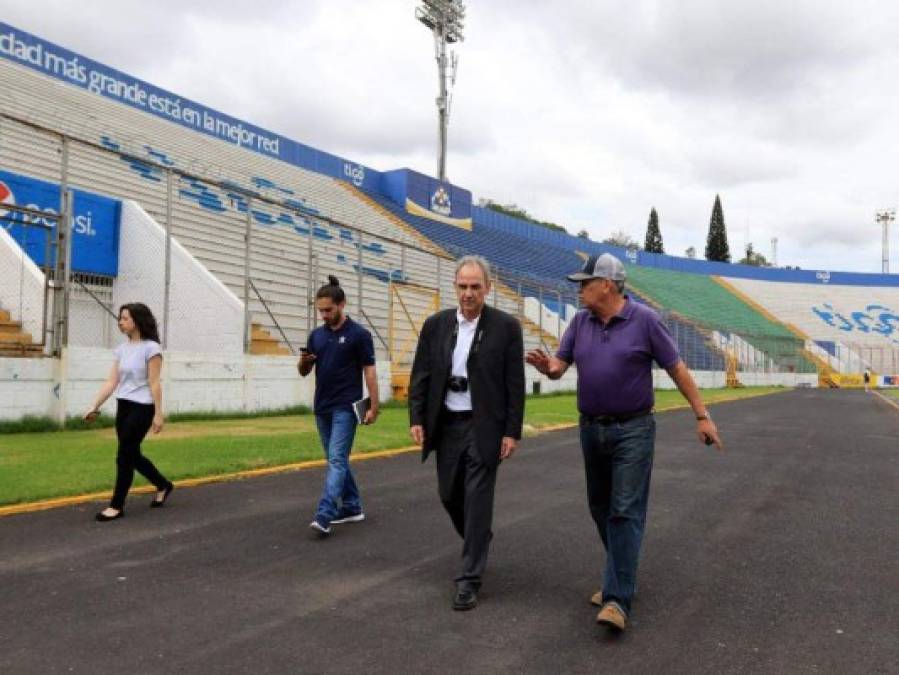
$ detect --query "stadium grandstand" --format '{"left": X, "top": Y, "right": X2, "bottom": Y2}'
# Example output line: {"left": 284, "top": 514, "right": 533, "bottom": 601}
{"left": 1, "top": 21, "right": 898, "bottom": 421}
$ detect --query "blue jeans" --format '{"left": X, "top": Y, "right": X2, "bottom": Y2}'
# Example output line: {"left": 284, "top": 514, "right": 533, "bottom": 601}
{"left": 579, "top": 413, "right": 656, "bottom": 615}
{"left": 314, "top": 408, "right": 362, "bottom": 524}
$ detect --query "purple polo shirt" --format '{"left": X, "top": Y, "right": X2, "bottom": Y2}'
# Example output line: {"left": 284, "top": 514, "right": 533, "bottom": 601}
{"left": 556, "top": 297, "right": 680, "bottom": 416}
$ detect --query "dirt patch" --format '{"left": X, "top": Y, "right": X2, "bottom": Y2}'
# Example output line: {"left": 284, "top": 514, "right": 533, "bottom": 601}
{"left": 95, "top": 416, "right": 316, "bottom": 441}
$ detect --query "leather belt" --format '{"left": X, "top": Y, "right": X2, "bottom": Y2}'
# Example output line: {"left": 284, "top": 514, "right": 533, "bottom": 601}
{"left": 580, "top": 409, "right": 652, "bottom": 426}
{"left": 443, "top": 408, "right": 474, "bottom": 422}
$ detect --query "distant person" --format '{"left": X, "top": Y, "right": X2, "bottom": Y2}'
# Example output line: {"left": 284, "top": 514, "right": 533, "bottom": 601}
{"left": 526, "top": 253, "right": 723, "bottom": 632}
{"left": 408, "top": 255, "right": 525, "bottom": 611}
{"left": 84, "top": 303, "right": 173, "bottom": 522}
{"left": 299, "top": 276, "right": 379, "bottom": 537}
{"left": 863, "top": 368, "right": 871, "bottom": 392}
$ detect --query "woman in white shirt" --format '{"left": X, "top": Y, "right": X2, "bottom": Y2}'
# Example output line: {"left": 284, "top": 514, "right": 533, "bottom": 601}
{"left": 84, "top": 303, "right": 173, "bottom": 521}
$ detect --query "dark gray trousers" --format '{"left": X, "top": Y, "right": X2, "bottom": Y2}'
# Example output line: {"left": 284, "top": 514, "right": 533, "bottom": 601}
{"left": 435, "top": 418, "right": 498, "bottom": 586}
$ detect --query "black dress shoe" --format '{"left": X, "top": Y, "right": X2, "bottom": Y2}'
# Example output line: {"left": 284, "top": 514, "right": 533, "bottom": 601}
{"left": 95, "top": 509, "right": 124, "bottom": 522}
{"left": 150, "top": 483, "right": 174, "bottom": 508}
{"left": 453, "top": 584, "right": 479, "bottom": 611}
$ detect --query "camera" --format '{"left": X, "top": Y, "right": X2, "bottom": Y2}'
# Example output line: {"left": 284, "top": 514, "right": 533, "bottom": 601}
{"left": 447, "top": 375, "right": 469, "bottom": 393}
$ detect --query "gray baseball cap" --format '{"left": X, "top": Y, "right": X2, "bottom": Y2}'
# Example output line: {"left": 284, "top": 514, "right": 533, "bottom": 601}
{"left": 567, "top": 253, "right": 627, "bottom": 282}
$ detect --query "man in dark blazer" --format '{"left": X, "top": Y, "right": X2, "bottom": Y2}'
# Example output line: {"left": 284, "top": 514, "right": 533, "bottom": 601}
{"left": 409, "top": 255, "right": 525, "bottom": 611}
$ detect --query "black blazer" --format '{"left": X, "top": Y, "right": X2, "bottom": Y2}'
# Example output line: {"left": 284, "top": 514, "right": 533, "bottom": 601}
{"left": 408, "top": 305, "right": 525, "bottom": 468}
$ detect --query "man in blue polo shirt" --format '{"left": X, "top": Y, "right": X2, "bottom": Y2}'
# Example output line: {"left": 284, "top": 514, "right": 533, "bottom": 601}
{"left": 527, "top": 253, "right": 722, "bottom": 632}
{"left": 299, "top": 276, "right": 379, "bottom": 537}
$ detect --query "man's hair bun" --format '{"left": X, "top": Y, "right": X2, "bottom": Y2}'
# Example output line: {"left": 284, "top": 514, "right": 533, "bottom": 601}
{"left": 327, "top": 275, "right": 340, "bottom": 286}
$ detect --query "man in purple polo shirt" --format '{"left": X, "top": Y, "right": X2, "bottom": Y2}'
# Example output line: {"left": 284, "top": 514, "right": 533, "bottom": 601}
{"left": 526, "top": 253, "right": 722, "bottom": 632}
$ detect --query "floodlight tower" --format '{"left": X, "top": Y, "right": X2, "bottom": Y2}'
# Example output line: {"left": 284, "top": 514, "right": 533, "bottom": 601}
{"left": 875, "top": 208, "right": 895, "bottom": 273}
{"left": 416, "top": 0, "right": 465, "bottom": 182}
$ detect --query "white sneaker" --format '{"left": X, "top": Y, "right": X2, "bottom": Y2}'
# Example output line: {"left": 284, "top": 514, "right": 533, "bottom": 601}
{"left": 331, "top": 511, "right": 365, "bottom": 525}
{"left": 309, "top": 519, "right": 331, "bottom": 535}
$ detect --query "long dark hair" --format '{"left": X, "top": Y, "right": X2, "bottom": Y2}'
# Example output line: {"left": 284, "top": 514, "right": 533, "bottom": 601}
{"left": 119, "top": 303, "right": 160, "bottom": 343}
{"left": 315, "top": 275, "right": 346, "bottom": 304}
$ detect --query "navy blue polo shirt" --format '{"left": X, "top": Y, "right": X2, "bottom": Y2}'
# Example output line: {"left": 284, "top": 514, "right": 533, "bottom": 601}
{"left": 307, "top": 316, "right": 376, "bottom": 414}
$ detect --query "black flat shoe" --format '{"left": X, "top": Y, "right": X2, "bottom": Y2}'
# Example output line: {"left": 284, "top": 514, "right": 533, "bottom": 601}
{"left": 95, "top": 509, "right": 123, "bottom": 522}
{"left": 150, "top": 483, "right": 174, "bottom": 508}
{"left": 453, "top": 583, "right": 479, "bottom": 611}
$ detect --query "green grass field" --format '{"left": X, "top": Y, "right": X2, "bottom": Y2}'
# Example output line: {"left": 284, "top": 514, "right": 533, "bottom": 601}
{"left": 0, "top": 387, "right": 784, "bottom": 506}
{"left": 881, "top": 388, "right": 899, "bottom": 401}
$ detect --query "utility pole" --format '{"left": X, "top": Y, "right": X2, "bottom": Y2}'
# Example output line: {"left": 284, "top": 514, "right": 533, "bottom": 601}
{"left": 875, "top": 209, "right": 895, "bottom": 274}
{"left": 416, "top": 0, "right": 465, "bottom": 182}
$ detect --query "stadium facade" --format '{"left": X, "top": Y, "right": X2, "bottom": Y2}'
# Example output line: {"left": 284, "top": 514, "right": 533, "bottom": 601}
{"left": 1, "top": 21, "right": 898, "bottom": 421}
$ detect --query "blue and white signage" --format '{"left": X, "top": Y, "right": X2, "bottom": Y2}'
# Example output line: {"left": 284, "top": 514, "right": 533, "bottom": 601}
{"left": 811, "top": 302, "right": 899, "bottom": 345}
{"left": 381, "top": 169, "right": 473, "bottom": 229}
{"left": 0, "top": 22, "right": 383, "bottom": 192}
{"left": 0, "top": 169, "right": 120, "bottom": 276}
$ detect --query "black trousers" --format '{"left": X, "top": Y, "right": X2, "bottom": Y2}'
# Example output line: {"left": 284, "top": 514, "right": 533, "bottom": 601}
{"left": 110, "top": 399, "right": 169, "bottom": 510}
{"left": 435, "top": 418, "right": 498, "bottom": 585}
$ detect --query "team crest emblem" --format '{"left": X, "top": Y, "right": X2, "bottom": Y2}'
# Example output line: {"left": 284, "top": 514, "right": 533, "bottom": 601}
{"left": 430, "top": 186, "right": 452, "bottom": 216}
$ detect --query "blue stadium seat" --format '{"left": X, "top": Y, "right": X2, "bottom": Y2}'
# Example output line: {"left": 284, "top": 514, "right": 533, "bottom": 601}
{"left": 361, "top": 189, "right": 724, "bottom": 371}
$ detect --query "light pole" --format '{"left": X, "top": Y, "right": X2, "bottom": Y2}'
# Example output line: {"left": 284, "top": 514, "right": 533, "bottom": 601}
{"left": 416, "top": 0, "right": 465, "bottom": 182}
{"left": 875, "top": 209, "right": 895, "bottom": 274}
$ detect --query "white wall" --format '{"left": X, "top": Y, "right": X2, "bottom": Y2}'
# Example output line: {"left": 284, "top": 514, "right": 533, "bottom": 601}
{"left": 113, "top": 201, "right": 244, "bottom": 354}
{"left": 0, "top": 347, "right": 393, "bottom": 421}
{"left": 2, "top": 348, "right": 820, "bottom": 423}
{"left": 0, "top": 355, "right": 56, "bottom": 419}
{"left": 0, "top": 225, "right": 45, "bottom": 343}
{"left": 653, "top": 369, "right": 816, "bottom": 389}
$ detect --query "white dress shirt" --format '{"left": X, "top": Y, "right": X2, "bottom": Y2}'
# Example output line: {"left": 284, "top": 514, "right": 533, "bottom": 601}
{"left": 444, "top": 310, "right": 480, "bottom": 411}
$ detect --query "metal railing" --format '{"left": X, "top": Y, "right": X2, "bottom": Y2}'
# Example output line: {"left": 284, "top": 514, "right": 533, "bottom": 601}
{"left": 2, "top": 108, "right": 896, "bottom": 378}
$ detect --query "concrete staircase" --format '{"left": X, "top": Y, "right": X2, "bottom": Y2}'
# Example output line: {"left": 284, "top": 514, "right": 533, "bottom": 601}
{"left": 0, "top": 308, "right": 44, "bottom": 357}
{"left": 249, "top": 322, "right": 292, "bottom": 356}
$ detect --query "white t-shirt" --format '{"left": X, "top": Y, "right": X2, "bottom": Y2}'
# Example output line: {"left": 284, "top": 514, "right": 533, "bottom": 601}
{"left": 114, "top": 340, "right": 163, "bottom": 404}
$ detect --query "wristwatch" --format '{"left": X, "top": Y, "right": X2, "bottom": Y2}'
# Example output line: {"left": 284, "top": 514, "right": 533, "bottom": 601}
{"left": 696, "top": 412, "right": 711, "bottom": 421}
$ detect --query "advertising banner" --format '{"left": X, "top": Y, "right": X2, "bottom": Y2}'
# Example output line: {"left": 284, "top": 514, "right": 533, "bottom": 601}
{"left": 382, "top": 169, "right": 472, "bottom": 229}
{"left": 0, "top": 169, "right": 120, "bottom": 276}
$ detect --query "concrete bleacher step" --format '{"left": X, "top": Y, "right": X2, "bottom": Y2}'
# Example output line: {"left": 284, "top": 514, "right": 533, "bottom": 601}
{"left": 494, "top": 285, "right": 559, "bottom": 350}
{"left": 249, "top": 323, "right": 292, "bottom": 356}
{"left": 0, "top": 308, "right": 44, "bottom": 357}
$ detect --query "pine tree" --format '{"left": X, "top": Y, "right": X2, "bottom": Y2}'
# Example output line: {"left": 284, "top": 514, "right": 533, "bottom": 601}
{"left": 644, "top": 207, "right": 664, "bottom": 253}
{"left": 705, "top": 194, "right": 731, "bottom": 262}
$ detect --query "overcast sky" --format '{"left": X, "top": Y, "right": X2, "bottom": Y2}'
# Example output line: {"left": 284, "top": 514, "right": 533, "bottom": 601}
{"left": 3, "top": 0, "right": 899, "bottom": 273}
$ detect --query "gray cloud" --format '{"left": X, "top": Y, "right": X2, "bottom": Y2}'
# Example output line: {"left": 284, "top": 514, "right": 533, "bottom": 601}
{"left": 4, "top": 0, "right": 899, "bottom": 273}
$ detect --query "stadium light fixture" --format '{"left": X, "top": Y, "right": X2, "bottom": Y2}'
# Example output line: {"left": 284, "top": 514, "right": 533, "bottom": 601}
{"left": 416, "top": 0, "right": 465, "bottom": 182}
{"left": 875, "top": 208, "right": 895, "bottom": 274}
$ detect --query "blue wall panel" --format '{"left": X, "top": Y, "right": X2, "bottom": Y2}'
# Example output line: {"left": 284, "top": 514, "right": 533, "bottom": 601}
{"left": 0, "top": 169, "right": 120, "bottom": 276}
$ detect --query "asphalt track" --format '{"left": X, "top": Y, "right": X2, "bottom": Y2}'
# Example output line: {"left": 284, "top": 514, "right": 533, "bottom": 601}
{"left": 1, "top": 389, "right": 896, "bottom": 674}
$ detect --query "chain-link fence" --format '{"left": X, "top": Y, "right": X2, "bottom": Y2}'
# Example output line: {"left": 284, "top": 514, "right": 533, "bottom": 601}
{"left": 1, "top": 108, "right": 897, "bottom": 384}
{"left": 0, "top": 202, "right": 56, "bottom": 355}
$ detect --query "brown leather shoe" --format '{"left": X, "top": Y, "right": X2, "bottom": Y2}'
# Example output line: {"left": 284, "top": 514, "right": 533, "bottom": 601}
{"left": 596, "top": 602, "right": 627, "bottom": 631}
{"left": 590, "top": 590, "right": 603, "bottom": 606}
